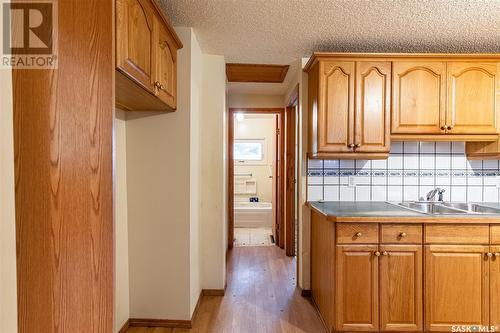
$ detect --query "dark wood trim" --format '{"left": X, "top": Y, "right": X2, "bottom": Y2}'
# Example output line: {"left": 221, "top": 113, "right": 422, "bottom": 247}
{"left": 226, "top": 63, "right": 289, "bottom": 83}
{"left": 202, "top": 288, "right": 226, "bottom": 296}
{"left": 227, "top": 108, "right": 285, "bottom": 250}
{"left": 301, "top": 289, "right": 312, "bottom": 297}
{"left": 118, "top": 319, "right": 130, "bottom": 333}
{"left": 285, "top": 85, "right": 299, "bottom": 256}
{"left": 129, "top": 318, "right": 192, "bottom": 329}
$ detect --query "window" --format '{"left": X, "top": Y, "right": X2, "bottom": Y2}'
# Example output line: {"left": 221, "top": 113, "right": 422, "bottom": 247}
{"left": 234, "top": 139, "right": 265, "bottom": 162}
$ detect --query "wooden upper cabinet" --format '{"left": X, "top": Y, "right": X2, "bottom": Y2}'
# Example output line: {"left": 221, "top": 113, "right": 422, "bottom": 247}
{"left": 116, "top": 0, "right": 155, "bottom": 91}
{"left": 355, "top": 62, "right": 391, "bottom": 153}
{"left": 447, "top": 63, "right": 498, "bottom": 134}
{"left": 379, "top": 245, "right": 423, "bottom": 332}
{"left": 319, "top": 61, "right": 355, "bottom": 154}
{"left": 392, "top": 61, "right": 446, "bottom": 134}
{"left": 154, "top": 16, "right": 177, "bottom": 109}
{"left": 425, "top": 245, "right": 489, "bottom": 332}
{"left": 115, "top": 0, "right": 182, "bottom": 111}
{"left": 336, "top": 245, "right": 379, "bottom": 332}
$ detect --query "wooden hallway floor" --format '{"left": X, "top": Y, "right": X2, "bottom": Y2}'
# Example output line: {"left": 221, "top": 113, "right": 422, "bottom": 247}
{"left": 126, "top": 246, "right": 326, "bottom": 333}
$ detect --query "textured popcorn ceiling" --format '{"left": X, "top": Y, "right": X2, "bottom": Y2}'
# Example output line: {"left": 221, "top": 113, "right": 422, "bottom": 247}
{"left": 160, "top": 0, "right": 500, "bottom": 94}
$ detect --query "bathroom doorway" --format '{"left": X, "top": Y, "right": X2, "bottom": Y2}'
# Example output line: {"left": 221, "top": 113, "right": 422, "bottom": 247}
{"left": 228, "top": 108, "right": 285, "bottom": 249}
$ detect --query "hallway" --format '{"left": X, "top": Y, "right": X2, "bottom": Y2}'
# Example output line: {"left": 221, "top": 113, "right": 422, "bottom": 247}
{"left": 126, "top": 246, "right": 326, "bottom": 333}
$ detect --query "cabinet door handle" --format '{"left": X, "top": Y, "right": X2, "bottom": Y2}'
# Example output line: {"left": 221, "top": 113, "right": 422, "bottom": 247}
{"left": 440, "top": 126, "right": 446, "bottom": 130}
{"left": 354, "top": 143, "right": 361, "bottom": 148}
{"left": 347, "top": 144, "right": 355, "bottom": 148}
{"left": 487, "top": 252, "right": 493, "bottom": 259}
{"left": 495, "top": 253, "right": 500, "bottom": 257}
{"left": 382, "top": 251, "right": 388, "bottom": 256}
{"left": 355, "top": 232, "right": 362, "bottom": 237}
{"left": 399, "top": 232, "right": 407, "bottom": 238}
{"left": 447, "top": 125, "right": 453, "bottom": 130}
{"left": 374, "top": 251, "right": 381, "bottom": 257}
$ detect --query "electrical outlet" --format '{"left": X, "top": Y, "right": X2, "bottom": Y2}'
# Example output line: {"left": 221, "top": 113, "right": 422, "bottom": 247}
{"left": 348, "top": 176, "right": 356, "bottom": 187}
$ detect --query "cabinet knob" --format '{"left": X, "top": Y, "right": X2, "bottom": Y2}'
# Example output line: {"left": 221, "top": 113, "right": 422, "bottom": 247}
{"left": 382, "top": 251, "right": 388, "bottom": 256}
{"left": 440, "top": 126, "right": 446, "bottom": 130}
{"left": 355, "top": 232, "right": 362, "bottom": 237}
{"left": 354, "top": 143, "right": 361, "bottom": 148}
{"left": 374, "top": 251, "right": 381, "bottom": 257}
{"left": 447, "top": 125, "right": 453, "bottom": 130}
{"left": 487, "top": 252, "right": 493, "bottom": 258}
{"left": 495, "top": 253, "right": 500, "bottom": 257}
{"left": 348, "top": 144, "right": 355, "bottom": 148}
{"left": 399, "top": 232, "right": 407, "bottom": 238}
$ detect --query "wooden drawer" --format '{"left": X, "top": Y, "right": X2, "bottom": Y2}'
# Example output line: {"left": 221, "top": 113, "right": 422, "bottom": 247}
{"left": 337, "top": 223, "right": 379, "bottom": 244}
{"left": 381, "top": 224, "right": 422, "bottom": 244}
{"left": 492, "top": 225, "right": 500, "bottom": 244}
{"left": 425, "top": 224, "right": 489, "bottom": 244}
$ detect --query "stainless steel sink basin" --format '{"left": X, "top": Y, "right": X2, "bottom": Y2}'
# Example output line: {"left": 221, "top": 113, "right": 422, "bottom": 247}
{"left": 441, "top": 202, "right": 500, "bottom": 214}
{"left": 397, "top": 202, "right": 467, "bottom": 215}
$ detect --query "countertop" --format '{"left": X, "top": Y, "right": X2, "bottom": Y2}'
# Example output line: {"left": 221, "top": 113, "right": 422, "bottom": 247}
{"left": 308, "top": 201, "right": 500, "bottom": 223}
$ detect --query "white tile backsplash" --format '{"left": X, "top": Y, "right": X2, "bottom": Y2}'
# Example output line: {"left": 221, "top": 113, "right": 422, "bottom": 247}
{"left": 307, "top": 141, "right": 500, "bottom": 203}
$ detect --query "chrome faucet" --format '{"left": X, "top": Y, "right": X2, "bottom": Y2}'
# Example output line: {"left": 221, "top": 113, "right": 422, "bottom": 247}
{"left": 426, "top": 188, "right": 446, "bottom": 202}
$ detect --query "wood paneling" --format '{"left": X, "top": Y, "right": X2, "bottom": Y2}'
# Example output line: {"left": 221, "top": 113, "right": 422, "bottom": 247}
{"left": 380, "top": 224, "right": 422, "bottom": 244}
{"left": 447, "top": 63, "right": 498, "bottom": 134}
{"left": 13, "top": 0, "right": 114, "bottom": 331}
{"left": 154, "top": 16, "right": 177, "bottom": 109}
{"left": 392, "top": 61, "right": 446, "bottom": 134}
{"left": 336, "top": 223, "right": 379, "bottom": 244}
{"left": 379, "top": 245, "right": 423, "bottom": 332}
{"left": 492, "top": 225, "right": 500, "bottom": 244}
{"left": 336, "top": 245, "right": 379, "bottom": 331}
{"left": 425, "top": 224, "right": 490, "bottom": 244}
{"left": 226, "top": 63, "right": 289, "bottom": 83}
{"left": 355, "top": 61, "right": 391, "bottom": 153}
{"left": 425, "top": 245, "right": 489, "bottom": 331}
{"left": 311, "top": 210, "right": 335, "bottom": 332}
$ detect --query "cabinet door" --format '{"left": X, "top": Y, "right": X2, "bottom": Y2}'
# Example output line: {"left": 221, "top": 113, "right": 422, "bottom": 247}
{"left": 392, "top": 62, "right": 446, "bottom": 134}
{"left": 318, "top": 61, "right": 355, "bottom": 153}
{"left": 336, "top": 245, "right": 379, "bottom": 331}
{"left": 116, "top": 0, "right": 155, "bottom": 91}
{"left": 425, "top": 245, "right": 489, "bottom": 332}
{"left": 491, "top": 246, "right": 500, "bottom": 329}
{"left": 447, "top": 63, "right": 498, "bottom": 134}
{"left": 355, "top": 62, "right": 391, "bottom": 153}
{"left": 153, "top": 17, "right": 177, "bottom": 109}
{"left": 379, "top": 245, "right": 423, "bottom": 332}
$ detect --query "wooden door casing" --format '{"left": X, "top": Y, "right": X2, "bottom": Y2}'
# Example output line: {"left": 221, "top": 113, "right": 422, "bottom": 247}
{"left": 116, "top": 0, "right": 155, "bottom": 92}
{"left": 392, "top": 61, "right": 446, "bottom": 134}
{"left": 355, "top": 61, "right": 391, "bottom": 153}
{"left": 379, "top": 245, "right": 423, "bottom": 332}
{"left": 425, "top": 245, "right": 489, "bottom": 332}
{"left": 336, "top": 245, "right": 379, "bottom": 332}
{"left": 447, "top": 63, "right": 498, "bottom": 134}
{"left": 318, "top": 61, "right": 355, "bottom": 153}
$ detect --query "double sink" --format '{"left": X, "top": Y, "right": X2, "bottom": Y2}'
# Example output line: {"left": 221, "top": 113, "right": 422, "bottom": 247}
{"left": 392, "top": 202, "right": 500, "bottom": 215}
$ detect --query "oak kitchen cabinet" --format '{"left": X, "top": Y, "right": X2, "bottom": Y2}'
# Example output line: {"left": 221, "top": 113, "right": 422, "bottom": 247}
{"left": 306, "top": 58, "right": 391, "bottom": 159}
{"left": 309, "top": 207, "right": 500, "bottom": 333}
{"left": 305, "top": 54, "right": 500, "bottom": 157}
{"left": 115, "top": 0, "right": 182, "bottom": 111}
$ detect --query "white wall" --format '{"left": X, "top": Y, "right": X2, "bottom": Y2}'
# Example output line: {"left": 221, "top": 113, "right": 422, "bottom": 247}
{"left": 115, "top": 109, "right": 130, "bottom": 332}
{"left": 283, "top": 58, "right": 310, "bottom": 290}
{"left": 0, "top": 45, "right": 18, "bottom": 333}
{"left": 200, "top": 54, "right": 227, "bottom": 291}
{"left": 228, "top": 93, "right": 284, "bottom": 109}
{"left": 234, "top": 115, "right": 276, "bottom": 203}
{"left": 126, "top": 27, "right": 194, "bottom": 320}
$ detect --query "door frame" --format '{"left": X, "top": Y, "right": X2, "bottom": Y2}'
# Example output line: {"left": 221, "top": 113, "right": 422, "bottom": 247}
{"left": 227, "top": 107, "right": 285, "bottom": 249}
{"left": 285, "top": 85, "right": 299, "bottom": 256}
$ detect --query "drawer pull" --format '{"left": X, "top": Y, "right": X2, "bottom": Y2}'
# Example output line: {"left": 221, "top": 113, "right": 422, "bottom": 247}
{"left": 487, "top": 252, "right": 493, "bottom": 258}
{"left": 355, "top": 232, "right": 362, "bottom": 237}
{"left": 374, "top": 251, "right": 381, "bottom": 257}
{"left": 399, "top": 232, "right": 407, "bottom": 238}
{"left": 382, "top": 251, "right": 388, "bottom": 256}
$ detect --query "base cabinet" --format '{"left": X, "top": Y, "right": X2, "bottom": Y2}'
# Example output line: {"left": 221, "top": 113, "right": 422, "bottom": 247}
{"left": 424, "top": 245, "right": 489, "bottom": 332}
{"left": 379, "top": 245, "right": 423, "bottom": 332}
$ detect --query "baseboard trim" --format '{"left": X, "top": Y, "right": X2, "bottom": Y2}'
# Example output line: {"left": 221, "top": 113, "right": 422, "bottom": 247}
{"left": 202, "top": 288, "right": 225, "bottom": 296}
{"left": 301, "top": 289, "right": 312, "bottom": 297}
{"left": 309, "top": 295, "right": 330, "bottom": 333}
{"left": 129, "top": 318, "right": 192, "bottom": 329}
{"left": 118, "top": 319, "right": 130, "bottom": 333}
